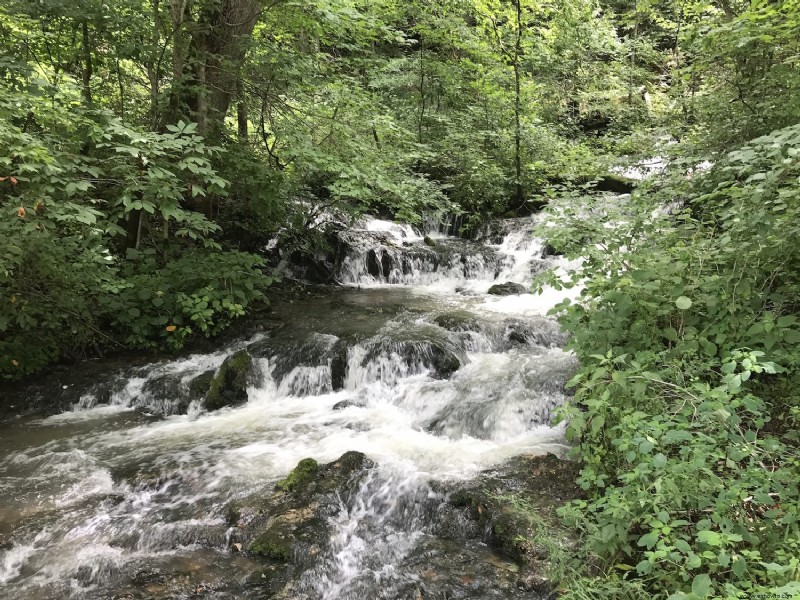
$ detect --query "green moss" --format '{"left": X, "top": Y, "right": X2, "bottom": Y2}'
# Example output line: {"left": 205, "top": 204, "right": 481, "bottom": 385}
{"left": 276, "top": 458, "right": 319, "bottom": 492}
{"left": 248, "top": 531, "right": 292, "bottom": 561}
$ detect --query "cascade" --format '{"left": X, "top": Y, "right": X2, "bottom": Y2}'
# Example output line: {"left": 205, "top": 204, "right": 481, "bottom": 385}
{"left": 0, "top": 215, "right": 579, "bottom": 600}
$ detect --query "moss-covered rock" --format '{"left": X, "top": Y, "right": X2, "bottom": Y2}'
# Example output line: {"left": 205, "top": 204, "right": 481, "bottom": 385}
{"left": 276, "top": 458, "right": 319, "bottom": 493}
{"left": 203, "top": 350, "right": 253, "bottom": 412}
{"left": 228, "top": 450, "right": 375, "bottom": 596}
{"left": 423, "top": 235, "right": 438, "bottom": 247}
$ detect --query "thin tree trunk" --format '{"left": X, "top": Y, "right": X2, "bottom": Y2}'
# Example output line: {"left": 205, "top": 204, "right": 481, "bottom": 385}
{"left": 512, "top": 0, "right": 523, "bottom": 206}
{"left": 148, "top": 0, "right": 161, "bottom": 130}
{"left": 81, "top": 20, "right": 93, "bottom": 105}
{"left": 237, "top": 80, "right": 248, "bottom": 141}
{"left": 167, "top": 0, "right": 190, "bottom": 125}
{"left": 418, "top": 38, "right": 426, "bottom": 143}
{"left": 117, "top": 59, "right": 125, "bottom": 119}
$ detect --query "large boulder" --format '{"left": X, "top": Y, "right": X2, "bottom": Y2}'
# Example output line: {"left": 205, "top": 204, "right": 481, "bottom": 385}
{"left": 361, "top": 336, "right": 465, "bottom": 380}
{"left": 202, "top": 350, "right": 253, "bottom": 411}
{"left": 488, "top": 282, "right": 528, "bottom": 296}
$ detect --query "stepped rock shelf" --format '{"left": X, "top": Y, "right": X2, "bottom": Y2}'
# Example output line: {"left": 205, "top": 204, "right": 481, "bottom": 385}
{"left": 0, "top": 216, "right": 582, "bottom": 599}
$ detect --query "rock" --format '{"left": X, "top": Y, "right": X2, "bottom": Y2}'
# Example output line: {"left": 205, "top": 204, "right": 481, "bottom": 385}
{"left": 366, "top": 249, "right": 382, "bottom": 278}
{"left": 276, "top": 458, "right": 319, "bottom": 492}
{"left": 332, "top": 400, "right": 356, "bottom": 411}
{"left": 433, "top": 311, "right": 482, "bottom": 333}
{"left": 423, "top": 236, "right": 437, "bottom": 248}
{"left": 488, "top": 282, "right": 527, "bottom": 296}
{"left": 429, "top": 346, "right": 462, "bottom": 379}
{"left": 203, "top": 350, "right": 253, "bottom": 412}
{"left": 595, "top": 173, "right": 635, "bottom": 194}
{"left": 504, "top": 318, "right": 568, "bottom": 349}
{"left": 139, "top": 372, "right": 193, "bottom": 415}
{"left": 367, "top": 249, "right": 392, "bottom": 279}
{"left": 381, "top": 252, "right": 393, "bottom": 277}
{"left": 231, "top": 450, "right": 375, "bottom": 594}
{"left": 442, "top": 453, "right": 582, "bottom": 566}
{"left": 188, "top": 370, "right": 214, "bottom": 398}
{"left": 329, "top": 340, "right": 349, "bottom": 391}
{"left": 541, "top": 244, "right": 562, "bottom": 259}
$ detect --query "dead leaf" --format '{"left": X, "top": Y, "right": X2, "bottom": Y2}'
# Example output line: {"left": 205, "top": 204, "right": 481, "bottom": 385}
{"left": 11, "top": 359, "right": 19, "bottom": 367}
{"left": 166, "top": 325, "right": 177, "bottom": 332}
{"left": 17, "top": 206, "right": 26, "bottom": 218}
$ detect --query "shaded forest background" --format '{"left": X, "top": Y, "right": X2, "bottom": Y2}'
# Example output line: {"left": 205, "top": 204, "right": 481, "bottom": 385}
{"left": 4, "top": 0, "right": 797, "bottom": 376}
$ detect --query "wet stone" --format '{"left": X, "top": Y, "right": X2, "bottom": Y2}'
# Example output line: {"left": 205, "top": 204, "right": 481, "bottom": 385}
{"left": 443, "top": 453, "right": 583, "bottom": 569}
{"left": 433, "top": 311, "right": 482, "bottom": 333}
{"left": 488, "top": 282, "right": 528, "bottom": 296}
{"left": 203, "top": 350, "right": 254, "bottom": 412}
{"left": 231, "top": 451, "right": 375, "bottom": 576}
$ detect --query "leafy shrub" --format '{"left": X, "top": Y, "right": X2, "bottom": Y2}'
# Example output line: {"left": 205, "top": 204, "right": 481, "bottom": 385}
{"left": 537, "top": 123, "right": 800, "bottom": 598}
{"left": 0, "top": 71, "right": 272, "bottom": 379}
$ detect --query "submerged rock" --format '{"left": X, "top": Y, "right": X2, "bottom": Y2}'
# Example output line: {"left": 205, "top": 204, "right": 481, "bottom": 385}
{"left": 488, "top": 282, "right": 528, "bottom": 296}
{"left": 503, "top": 318, "right": 568, "bottom": 349}
{"left": 203, "top": 350, "right": 253, "bottom": 411}
{"left": 433, "top": 311, "right": 482, "bottom": 333}
{"left": 361, "top": 335, "right": 465, "bottom": 380}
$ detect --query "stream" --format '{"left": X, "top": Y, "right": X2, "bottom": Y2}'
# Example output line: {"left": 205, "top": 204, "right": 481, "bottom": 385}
{"left": 0, "top": 216, "right": 580, "bottom": 599}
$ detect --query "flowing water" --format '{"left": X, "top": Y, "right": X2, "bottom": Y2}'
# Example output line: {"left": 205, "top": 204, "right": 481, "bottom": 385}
{"left": 0, "top": 216, "right": 580, "bottom": 599}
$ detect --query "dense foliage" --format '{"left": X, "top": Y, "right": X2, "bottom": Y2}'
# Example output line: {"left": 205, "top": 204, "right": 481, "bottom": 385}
{"left": 536, "top": 0, "right": 800, "bottom": 596}
{"left": 1, "top": 0, "right": 646, "bottom": 378}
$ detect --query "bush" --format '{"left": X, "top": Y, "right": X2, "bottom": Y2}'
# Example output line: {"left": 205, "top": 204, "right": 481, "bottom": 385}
{"left": 537, "top": 124, "right": 800, "bottom": 599}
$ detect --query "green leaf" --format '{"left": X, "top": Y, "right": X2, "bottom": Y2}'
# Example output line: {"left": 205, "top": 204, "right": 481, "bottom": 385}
{"left": 732, "top": 555, "right": 747, "bottom": 577}
{"left": 697, "top": 531, "right": 722, "bottom": 547}
{"left": 638, "top": 530, "right": 659, "bottom": 549}
{"left": 691, "top": 574, "right": 712, "bottom": 598}
{"left": 675, "top": 296, "right": 693, "bottom": 310}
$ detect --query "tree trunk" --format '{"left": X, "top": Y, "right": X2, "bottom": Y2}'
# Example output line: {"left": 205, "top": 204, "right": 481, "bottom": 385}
{"left": 81, "top": 19, "right": 93, "bottom": 106}
{"left": 237, "top": 80, "right": 248, "bottom": 141}
{"left": 418, "top": 38, "right": 425, "bottom": 143}
{"left": 512, "top": 0, "right": 524, "bottom": 207}
{"left": 167, "top": 0, "right": 192, "bottom": 126}
{"left": 148, "top": 0, "right": 161, "bottom": 130}
{"left": 190, "top": 0, "right": 262, "bottom": 141}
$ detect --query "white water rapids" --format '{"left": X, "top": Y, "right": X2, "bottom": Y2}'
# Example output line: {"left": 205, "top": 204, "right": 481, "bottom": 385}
{"left": 0, "top": 216, "right": 580, "bottom": 599}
